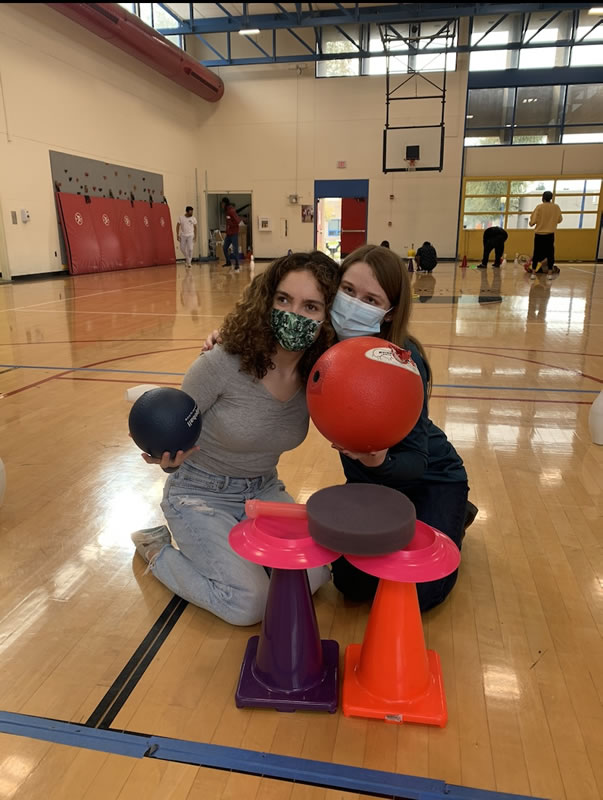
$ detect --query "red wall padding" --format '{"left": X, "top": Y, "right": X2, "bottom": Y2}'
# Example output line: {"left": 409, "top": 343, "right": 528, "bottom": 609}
{"left": 56, "top": 193, "right": 176, "bottom": 275}
{"left": 152, "top": 203, "right": 178, "bottom": 265}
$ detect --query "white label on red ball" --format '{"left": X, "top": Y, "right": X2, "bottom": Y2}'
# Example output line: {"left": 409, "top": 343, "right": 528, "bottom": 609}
{"left": 364, "top": 347, "right": 420, "bottom": 375}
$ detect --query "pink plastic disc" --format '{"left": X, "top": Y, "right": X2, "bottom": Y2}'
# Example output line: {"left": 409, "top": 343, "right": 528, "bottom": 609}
{"left": 229, "top": 515, "right": 339, "bottom": 569}
{"left": 345, "top": 521, "right": 460, "bottom": 583}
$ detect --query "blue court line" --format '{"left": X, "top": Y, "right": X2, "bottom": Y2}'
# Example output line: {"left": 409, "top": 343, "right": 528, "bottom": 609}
{"left": 0, "top": 363, "right": 185, "bottom": 376}
{"left": 0, "top": 364, "right": 599, "bottom": 393}
{"left": 0, "top": 711, "right": 547, "bottom": 800}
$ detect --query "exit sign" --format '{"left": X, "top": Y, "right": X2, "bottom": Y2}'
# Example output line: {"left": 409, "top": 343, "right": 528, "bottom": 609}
{"left": 336, "top": 161, "right": 347, "bottom": 169}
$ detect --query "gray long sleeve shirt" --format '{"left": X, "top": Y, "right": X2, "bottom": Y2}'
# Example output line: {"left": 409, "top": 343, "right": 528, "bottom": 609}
{"left": 181, "top": 345, "right": 309, "bottom": 478}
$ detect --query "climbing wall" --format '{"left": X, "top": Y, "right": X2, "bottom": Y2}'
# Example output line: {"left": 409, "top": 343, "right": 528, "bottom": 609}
{"left": 49, "top": 151, "right": 175, "bottom": 273}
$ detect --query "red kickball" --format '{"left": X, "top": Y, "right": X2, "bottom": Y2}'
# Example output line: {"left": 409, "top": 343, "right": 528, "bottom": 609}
{"left": 307, "top": 337, "right": 424, "bottom": 453}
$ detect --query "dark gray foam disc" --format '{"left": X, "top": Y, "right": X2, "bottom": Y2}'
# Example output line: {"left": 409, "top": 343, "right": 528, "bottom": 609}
{"left": 306, "top": 484, "right": 416, "bottom": 556}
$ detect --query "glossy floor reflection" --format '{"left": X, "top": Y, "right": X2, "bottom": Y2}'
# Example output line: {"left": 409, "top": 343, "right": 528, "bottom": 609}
{"left": 0, "top": 259, "right": 602, "bottom": 800}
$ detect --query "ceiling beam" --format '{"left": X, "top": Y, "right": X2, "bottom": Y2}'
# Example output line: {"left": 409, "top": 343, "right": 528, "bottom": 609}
{"left": 157, "top": 3, "right": 593, "bottom": 35}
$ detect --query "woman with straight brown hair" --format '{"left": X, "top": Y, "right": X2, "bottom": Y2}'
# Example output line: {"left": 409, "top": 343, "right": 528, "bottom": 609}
{"left": 328, "top": 244, "right": 472, "bottom": 611}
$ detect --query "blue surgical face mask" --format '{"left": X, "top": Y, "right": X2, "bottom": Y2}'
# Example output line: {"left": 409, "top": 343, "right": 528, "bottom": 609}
{"left": 330, "top": 290, "right": 391, "bottom": 340}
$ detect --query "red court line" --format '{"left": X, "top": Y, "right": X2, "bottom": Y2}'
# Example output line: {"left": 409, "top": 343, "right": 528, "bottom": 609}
{"left": 2, "top": 346, "right": 200, "bottom": 399}
{"left": 56, "top": 376, "right": 592, "bottom": 404}
{"left": 425, "top": 344, "right": 603, "bottom": 358}
{"left": 428, "top": 345, "right": 603, "bottom": 385}
{"left": 2, "top": 340, "right": 602, "bottom": 359}
{"left": 58, "top": 376, "right": 180, "bottom": 386}
{"left": 0, "top": 339, "right": 202, "bottom": 345}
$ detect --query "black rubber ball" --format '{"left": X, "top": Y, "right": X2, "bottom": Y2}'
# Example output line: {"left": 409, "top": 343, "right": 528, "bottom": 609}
{"left": 128, "top": 388, "right": 202, "bottom": 459}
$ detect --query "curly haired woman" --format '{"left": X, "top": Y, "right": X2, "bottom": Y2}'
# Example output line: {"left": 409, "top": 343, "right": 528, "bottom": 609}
{"left": 131, "top": 252, "right": 340, "bottom": 625}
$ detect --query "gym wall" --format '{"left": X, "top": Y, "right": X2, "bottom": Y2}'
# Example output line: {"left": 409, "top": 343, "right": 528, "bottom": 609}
{"left": 0, "top": 3, "right": 200, "bottom": 278}
{"left": 196, "top": 62, "right": 468, "bottom": 260}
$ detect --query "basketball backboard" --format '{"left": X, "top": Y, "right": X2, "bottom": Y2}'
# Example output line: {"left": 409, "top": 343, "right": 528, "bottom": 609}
{"left": 383, "top": 125, "right": 444, "bottom": 172}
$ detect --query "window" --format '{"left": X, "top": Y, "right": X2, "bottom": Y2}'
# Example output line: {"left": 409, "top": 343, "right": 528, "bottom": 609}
{"left": 465, "top": 88, "right": 514, "bottom": 145}
{"left": 322, "top": 22, "right": 456, "bottom": 77}
{"left": 367, "top": 25, "right": 408, "bottom": 75}
{"left": 515, "top": 86, "right": 564, "bottom": 127}
{"left": 463, "top": 178, "right": 601, "bottom": 231}
{"left": 510, "top": 180, "right": 554, "bottom": 194}
{"left": 153, "top": 4, "right": 183, "bottom": 47}
{"left": 465, "top": 84, "right": 603, "bottom": 147}
{"left": 468, "top": 9, "right": 600, "bottom": 72}
{"left": 466, "top": 180, "right": 508, "bottom": 195}
{"left": 469, "top": 15, "right": 517, "bottom": 72}
{"left": 518, "top": 11, "right": 571, "bottom": 70}
{"left": 317, "top": 26, "right": 360, "bottom": 77}
{"left": 571, "top": 10, "right": 603, "bottom": 67}
{"left": 565, "top": 84, "right": 603, "bottom": 126}
{"left": 117, "top": 2, "right": 184, "bottom": 49}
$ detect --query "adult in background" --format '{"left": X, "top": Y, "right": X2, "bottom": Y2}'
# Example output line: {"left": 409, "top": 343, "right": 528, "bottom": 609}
{"left": 529, "top": 191, "right": 563, "bottom": 280}
{"left": 221, "top": 196, "right": 242, "bottom": 272}
{"left": 416, "top": 241, "right": 438, "bottom": 272}
{"left": 479, "top": 225, "right": 507, "bottom": 269}
{"left": 176, "top": 206, "right": 197, "bottom": 268}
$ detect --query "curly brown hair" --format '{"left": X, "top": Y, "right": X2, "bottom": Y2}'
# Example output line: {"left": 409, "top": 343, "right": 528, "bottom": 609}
{"left": 220, "top": 251, "right": 341, "bottom": 382}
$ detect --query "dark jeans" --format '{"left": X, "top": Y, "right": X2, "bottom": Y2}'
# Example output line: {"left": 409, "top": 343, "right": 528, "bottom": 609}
{"left": 481, "top": 241, "right": 504, "bottom": 267}
{"left": 223, "top": 234, "right": 239, "bottom": 266}
{"left": 331, "top": 480, "right": 469, "bottom": 612}
{"left": 532, "top": 233, "right": 555, "bottom": 271}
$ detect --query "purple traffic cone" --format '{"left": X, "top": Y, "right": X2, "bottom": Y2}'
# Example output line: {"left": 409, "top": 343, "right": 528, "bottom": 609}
{"left": 236, "top": 568, "right": 339, "bottom": 712}
{"left": 255, "top": 568, "right": 323, "bottom": 691}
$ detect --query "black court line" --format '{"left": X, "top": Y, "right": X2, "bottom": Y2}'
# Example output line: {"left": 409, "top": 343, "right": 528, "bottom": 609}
{"left": 85, "top": 595, "right": 188, "bottom": 729}
{"left": 0, "top": 711, "right": 548, "bottom": 800}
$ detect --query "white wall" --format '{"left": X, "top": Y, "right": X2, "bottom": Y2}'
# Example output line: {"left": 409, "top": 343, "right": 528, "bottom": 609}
{"left": 465, "top": 142, "right": 603, "bottom": 177}
{"left": 199, "top": 62, "right": 468, "bottom": 259}
{"left": 0, "top": 3, "right": 205, "bottom": 277}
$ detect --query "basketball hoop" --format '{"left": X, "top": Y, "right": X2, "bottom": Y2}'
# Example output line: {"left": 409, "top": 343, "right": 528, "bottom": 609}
{"left": 404, "top": 158, "right": 417, "bottom": 172}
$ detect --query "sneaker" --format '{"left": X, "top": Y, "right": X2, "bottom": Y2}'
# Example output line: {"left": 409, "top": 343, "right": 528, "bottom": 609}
{"left": 131, "top": 525, "right": 171, "bottom": 567}
{"left": 234, "top": 266, "right": 240, "bottom": 272}
{"left": 478, "top": 264, "right": 487, "bottom": 269}
{"left": 530, "top": 272, "right": 536, "bottom": 280}
{"left": 221, "top": 263, "right": 230, "bottom": 268}
{"left": 547, "top": 272, "right": 553, "bottom": 280}
{"left": 464, "top": 501, "right": 478, "bottom": 531}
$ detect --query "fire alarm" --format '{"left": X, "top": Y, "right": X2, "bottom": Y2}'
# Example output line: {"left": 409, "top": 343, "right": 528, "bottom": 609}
{"left": 389, "top": 194, "right": 395, "bottom": 200}
{"left": 288, "top": 194, "right": 299, "bottom": 204}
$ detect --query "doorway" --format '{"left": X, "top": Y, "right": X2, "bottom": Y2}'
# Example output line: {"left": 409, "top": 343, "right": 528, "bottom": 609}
{"left": 206, "top": 192, "right": 252, "bottom": 260}
{"left": 314, "top": 179, "right": 369, "bottom": 259}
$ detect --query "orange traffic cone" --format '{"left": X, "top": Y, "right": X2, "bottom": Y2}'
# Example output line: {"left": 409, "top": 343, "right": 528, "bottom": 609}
{"left": 460, "top": 255, "right": 467, "bottom": 268}
{"left": 343, "top": 579, "right": 447, "bottom": 726}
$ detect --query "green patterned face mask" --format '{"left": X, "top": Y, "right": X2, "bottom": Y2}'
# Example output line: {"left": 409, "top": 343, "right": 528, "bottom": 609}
{"left": 270, "top": 308, "right": 322, "bottom": 352}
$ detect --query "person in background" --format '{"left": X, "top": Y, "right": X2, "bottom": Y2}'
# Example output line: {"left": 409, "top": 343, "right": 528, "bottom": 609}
{"left": 221, "top": 197, "right": 242, "bottom": 272}
{"left": 380, "top": 240, "right": 390, "bottom": 248}
{"left": 416, "top": 241, "right": 437, "bottom": 272}
{"left": 479, "top": 225, "right": 507, "bottom": 270}
{"left": 529, "top": 191, "right": 563, "bottom": 280}
{"left": 176, "top": 206, "right": 197, "bottom": 268}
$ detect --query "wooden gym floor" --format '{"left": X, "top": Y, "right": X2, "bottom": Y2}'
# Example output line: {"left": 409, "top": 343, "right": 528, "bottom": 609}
{"left": 0, "top": 259, "right": 602, "bottom": 800}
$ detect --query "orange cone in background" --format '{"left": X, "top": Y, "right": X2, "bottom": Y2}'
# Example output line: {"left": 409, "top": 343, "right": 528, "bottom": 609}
{"left": 343, "top": 579, "right": 448, "bottom": 726}
{"left": 460, "top": 255, "right": 468, "bottom": 268}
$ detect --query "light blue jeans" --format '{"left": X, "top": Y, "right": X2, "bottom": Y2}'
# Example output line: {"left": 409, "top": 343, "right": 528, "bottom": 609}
{"left": 153, "top": 462, "right": 331, "bottom": 626}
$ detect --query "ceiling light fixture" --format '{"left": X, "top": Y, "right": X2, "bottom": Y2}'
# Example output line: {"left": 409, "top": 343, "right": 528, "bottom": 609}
{"left": 239, "top": 28, "right": 261, "bottom": 35}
